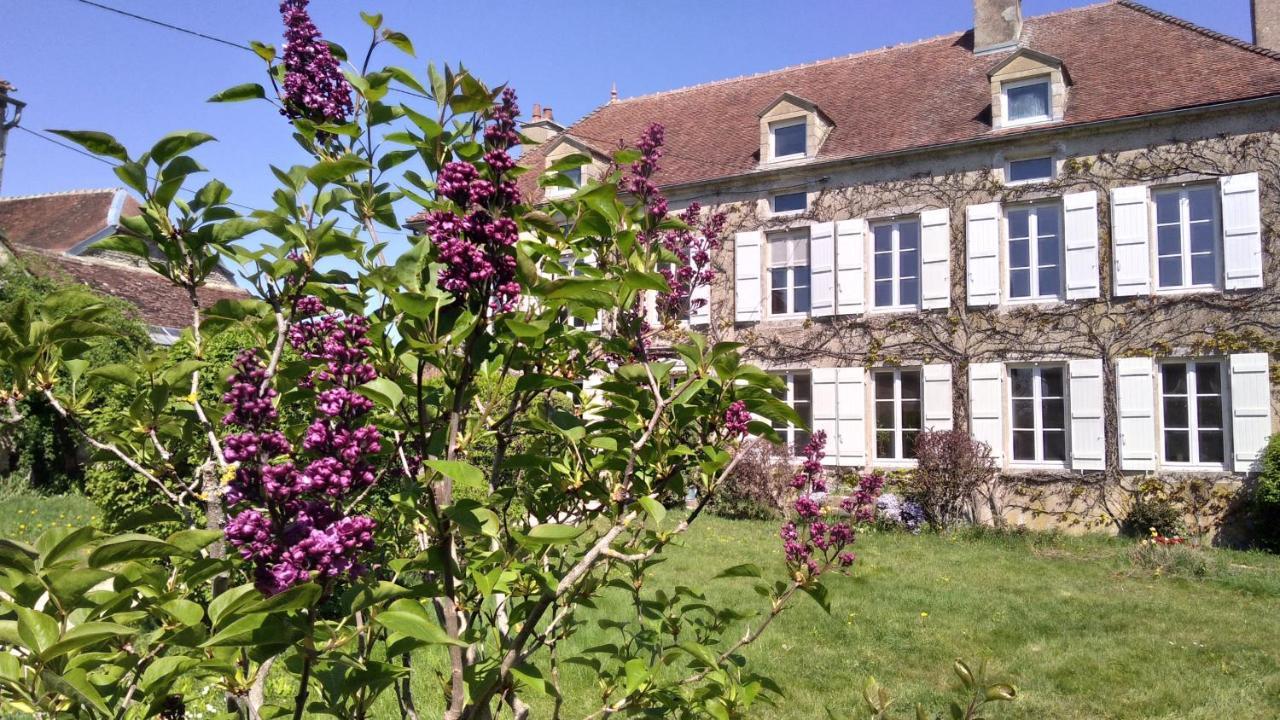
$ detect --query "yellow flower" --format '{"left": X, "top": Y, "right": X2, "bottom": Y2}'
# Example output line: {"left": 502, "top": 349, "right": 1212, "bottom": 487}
{"left": 920, "top": 611, "right": 929, "bottom": 618}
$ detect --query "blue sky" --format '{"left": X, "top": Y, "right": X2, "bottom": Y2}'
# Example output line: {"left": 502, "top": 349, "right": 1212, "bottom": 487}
{"left": 0, "top": 0, "right": 1256, "bottom": 237}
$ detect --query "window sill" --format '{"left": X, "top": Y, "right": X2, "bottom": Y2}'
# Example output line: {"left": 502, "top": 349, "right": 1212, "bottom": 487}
{"left": 1158, "top": 463, "right": 1230, "bottom": 474}
{"left": 1003, "top": 296, "right": 1064, "bottom": 308}
{"left": 869, "top": 305, "right": 922, "bottom": 316}
{"left": 1007, "top": 461, "right": 1070, "bottom": 472}
{"left": 762, "top": 313, "right": 810, "bottom": 323}
{"left": 870, "top": 459, "right": 918, "bottom": 470}
{"left": 998, "top": 116, "right": 1055, "bottom": 130}
{"left": 1153, "top": 285, "right": 1222, "bottom": 297}
{"left": 1003, "top": 176, "right": 1055, "bottom": 187}
{"left": 768, "top": 209, "right": 807, "bottom": 219}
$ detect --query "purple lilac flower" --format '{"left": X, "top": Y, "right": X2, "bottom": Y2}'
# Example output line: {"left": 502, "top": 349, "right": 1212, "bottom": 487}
{"left": 779, "top": 429, "right": 859, "bottom": 579}
{"left": 279, "top": 0, "right": 353, "bottom": 124}
{"left": 656, "top": 203, "right": 727, "bottom": 323}
{"left": 723, "top": 400, "right": 751, "bottom": 437}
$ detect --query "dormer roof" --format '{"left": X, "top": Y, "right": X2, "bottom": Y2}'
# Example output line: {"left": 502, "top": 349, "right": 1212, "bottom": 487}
{"left": 757, "top": 91, "right": 834, "bottom": 125}
{"left": 987, "top": 47, "right": 1071, "bottom": 84}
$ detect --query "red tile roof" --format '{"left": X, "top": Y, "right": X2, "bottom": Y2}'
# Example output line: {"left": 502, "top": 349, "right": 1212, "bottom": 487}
{"left": 16, "top": 249, "right": 249, "bottom": 329}
{"left": 0, "top": 189, "right": 139, "bottom": 253}
{"left": 517, "top": 1, "right": 1280, "bottom": 199}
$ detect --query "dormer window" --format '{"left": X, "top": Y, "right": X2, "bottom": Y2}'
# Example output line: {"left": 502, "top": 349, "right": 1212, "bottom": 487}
{"left": 771, "top": 120, "right": 807, "bottom": 160}
{"left": 1003, "top": 77, "right": 1051, "bottom": 126}
{"left": 562, "top": 167, "right": 582, "bottom": 188}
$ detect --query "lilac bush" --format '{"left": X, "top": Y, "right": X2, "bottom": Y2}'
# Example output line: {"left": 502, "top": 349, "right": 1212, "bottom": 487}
{"left": 279, "top": 0, "right": 352, "bottom": 123}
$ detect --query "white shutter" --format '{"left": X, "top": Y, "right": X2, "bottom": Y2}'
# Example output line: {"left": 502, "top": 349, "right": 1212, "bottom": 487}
{"left": 965, "top": 203, "right": 1001, "bottom": 307}
{"left": 812, "top": 368, "right": 840, "bottom": 464}
{"left": 1068, "top": 358, "right": 1106, "bottom": 470}
{"left": 809, "top": 222, "right": 836, "bottom": 317}
{"left": 835, "top": 367, "right": 866, "bottom": 467}
{"left": 583, "top": 252, "right": 603, "bottom": 331}
{"left": 734, "top": 231, "right": 763, "bottom": 322}
{"left": 1110, "top": 186, "right": 1151, "bottom": 296}
{"left": 923, "top": 363, "right": 954, "bottom": 431}
{"left": 968, "top": 362, "right": 1004, "bottom": 461}
{"left": 1230, "top": 352, "right": 1272, "bottom": 472}
{"left": 689, "top": 254, "right": 710, "bottom": 327}
{"left": 1116, "top": 357, "right": 1156, "bottom": 471}
{"left": 1063, "top": 191, "right": 1101, "bottom": 300}
{"left": 1220, "top": 173, "right": 1263, "bottom": 291}
{"left": 835, "top": 219, "right": 866, "bottom": 316}
{"left": 920, "top": 208, "right": 951, "bottom": 310}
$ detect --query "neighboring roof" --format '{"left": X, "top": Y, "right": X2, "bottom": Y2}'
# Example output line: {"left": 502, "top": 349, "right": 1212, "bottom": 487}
{"left": 0, "top": 188, "right": 140, "bottom": 253}
{"left": 518, "top": 0, "right": 1280, "bottom": 198}
{"left": 16, "top": 249, "right": 250, "bottom": 329}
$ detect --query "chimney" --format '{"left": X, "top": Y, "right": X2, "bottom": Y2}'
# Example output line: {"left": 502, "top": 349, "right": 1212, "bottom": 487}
{"left": 973, "top": 0, "right": 1022, "bottom": 54}
{"left": 520, "top": 102, "right": 564, "bottom": 145}
{"left": 1255, "top": 0, "right": 1280, "bottom": 51}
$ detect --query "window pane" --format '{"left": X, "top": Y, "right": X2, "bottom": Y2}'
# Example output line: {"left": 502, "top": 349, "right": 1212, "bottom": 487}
{"left": 795, "top": 430, "right": 811, "bottom": 454}
{"left": 876, "top": 431, "right": 895, "bottom": 458}
{"left": 1008, "top": 157, "right": 1054, "bottom": 183}
{"left": 1013, "top": 399, "right": 1035, "bottom": 428}
{"left": 874, "top": 225, "right": 893, "bottom": 252}
{"left": 1042, "top": 399, "right": 1066, "bottom": 429}
{"left": 901, "top": 400, "right": 922, "bottom": 431}
{"left": 1010, "top": 368, "right": 1034, "bottom": 398}
{"left": 771, "top": 288, "right": 787, "bottom": 314}
{"left": 1037, "top": 236, "right": 1060, "bottom": 265}
{"left": 874, "top": 372, "right": 895, "bottom": 400}
{"left": 794, "top": 285, "right": 811, "bottom": 313}
{"left": 1156, "top": 224, "right": 1182, "bottom": 256}
{"left": 1162, "top": 364, "right": 1188, "bottom": 394}
{"left": 903, "top": 431, "right": 920, "bottom": 459}
{"left": 1187, "top": 187, "right": 1215, "bottom": 221}
{"left": 1012, "top": 430, "right": 1036, "bottom": 460}
{"left": 773, "top": 192, "right": 806, "bottom": 213}
{"left": 874, "top": 280, "right": 893, "bottom": 307}
{"left": 1037, "top": 208, "right": 1060, "bottom": 237}
{"left": 1006, "top": 81, "right": 1049, "bottom": 120}
{"left": 793, "top": 266, "right": 810, "bottom": 288}
{"left": 1190, "top": 253, "right": 1214, "bottom": 286}
{"left": 794, "top": 375, "right": 812, "bottom": 401}
{"left": 1043, "top": 431, "right": 1067, "bottom": 462}
{"left": 1010, "top": 269, "right": 1031, "bottom": 298}
{"left": 1008, "top": 210, "right": 1030, "bottom": 240}
{"left": 773, "top": 123, "right": 806, "bottom": 157}
{"left": 1164, "top": 431, "right": 1190, "bottom": 462}
{"left": 791, "top": 236, "right": 809, "bottom": 264}
{"left": 769, "top": 238, "right": 789, "bottom": 266}
{"left": 795, "top": 402, "right": 812, "bottom": 429}
{"left": 901, "top": 371, "right": 921, "bottom": 399}
{"left": 564, "top": 167, "right": 582, "bottom": 187}
{"left": 1163, "top": 397, "right": 1188, "bottom": 428}
{"left": 1009, "top": 238, "right": 1030, "bottom": 268}
{"left": 1197, "top": 397, "right": 1223, "bottom": 429}
{"left": 1195, "top": 363, "right": 1221, "bottom": 394}
{"left": 1155, "top": 193, "right": 1179, "bottom": 224}
{"left": 1198, "top": 431, "right": 1225, "bottom": 464}
{"left": 1042, "top": 368, "right": 1065, "bottom": 397}
{"left": 898, "top": 248, "right": 918, "bottom": 278}
{"left": 874, "top": 251, "right": 892, "bottom": 279}
{"left": 1189, "top": 221, "right": 1214, "bottom": 254}
{"left": 899, "top": 277, "right": 919, "bottom": 306}
{"left": 898, "top": 222, "right": 920, "bottom": 251}
{"left": 1038, "top": 266, "right": 1060, "bottom": 296}
{"left": 876, "top": 401, "right": 895, "bottom": 429}
{"left": 1157, "top": 257, "right": 1182, "bottom": 288}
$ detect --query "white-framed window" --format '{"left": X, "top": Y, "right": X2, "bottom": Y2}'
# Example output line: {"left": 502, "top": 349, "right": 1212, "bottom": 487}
{"left": 873, "top": 368, "right": 922, "bottom": 461}
{"left": 1154, "top": 185, "right": 1219, "bottom": 291}
{"left": 545, "top": 166, "right": 582, "bottom": 198}
{"left": 1159, "top": 360, "right": 1227, "bottom": 467}
{"left": 772, "top": 191, "right": 807, "bottom": 214}
{"left": 1009, "top": 365, "right": 1068, "bottom": 464}
{"left": 767, "top": 229, "right": 810, "bottom": 316}
{"left": 770, "top": 119, "right": 807, "bottom": 161}
{"left": 871, "top": 218, "right": 921, "bottom": 310}
{"left": 1007, "top": 202, "right": 1063, "bottom": 301}
{"left": 1005, "top": 156, "right": 1055, "bottom": 184}
{"left": 1002, "top": 77, "right": 1052, "bottom": 126}
{"left": 772, "top": 371, "right": 812, "bottom": 453}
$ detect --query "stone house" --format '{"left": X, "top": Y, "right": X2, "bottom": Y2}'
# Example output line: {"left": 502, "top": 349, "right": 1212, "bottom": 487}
{"left": 516, "top": 0, "right": 1280, "bottom": 530}
{"left": 0, "top": 188, "right": 248, "bottom": 344}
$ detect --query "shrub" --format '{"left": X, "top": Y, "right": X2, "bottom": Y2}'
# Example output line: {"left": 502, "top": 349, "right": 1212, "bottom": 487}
{"left": 874, "top": 492, "right": 925, "bottom": 534}
{"left": 1253, "top": 433, "right": 1280, "bottom": 550}
{"left": 1121, "top": 488, "right": 1186, "bottom": 539}
{"left": 1129, "top": 531, "right": 1208, "bottom": 578}
{"left": 904, "top": 429, "right": 996, "bottom": 530}
{"left": 709, "top": 440, "right": 794, "bottom": 519}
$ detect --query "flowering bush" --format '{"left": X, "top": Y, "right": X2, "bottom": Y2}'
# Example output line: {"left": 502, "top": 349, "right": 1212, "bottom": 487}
{"left": 1130, "top": 528, "right": 1208, "bottom": 577}
{"left": 906, "top": 429, "right": 997, "bottom": 530}
{"left": 875, "top": 492, "right": 926, "bottom": 534}
{"left": 0, "top": 5, "right": 855, "bottom": 719}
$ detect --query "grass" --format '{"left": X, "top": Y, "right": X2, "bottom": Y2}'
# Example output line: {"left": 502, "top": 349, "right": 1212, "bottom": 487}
{"left": 5, "top": 490, "right": 1280, "bottom": 719}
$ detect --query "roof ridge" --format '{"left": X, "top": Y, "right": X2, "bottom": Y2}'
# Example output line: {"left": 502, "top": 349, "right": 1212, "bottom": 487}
{"left": 1116, "top": 0, "right": 1280, "bottom": 61}
{"left": 607, "top": 1, "right": 1117, "bottom": 107}
{"left": 0, "top": 187, "right": 122, "bottom": 203}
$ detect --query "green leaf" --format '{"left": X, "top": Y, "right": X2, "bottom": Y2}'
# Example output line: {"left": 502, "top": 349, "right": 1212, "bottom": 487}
{"left": 140, "top": 656, "right": 201, "bottom": 692}
{"left": 357, "top": 377, "right": 405, "bottom": 410}
{"left": 985, "top": 683, "right": 1018, "bottom": 702}
{"left": 241, "top": 582, "right": 321, "bottom": 615}
{"left": 624, "top": 657, "right": 649, "bottom": 695}
{"left": 88, "top": 534, "right": 181, "bottom": 567}
{"left": 47, "top": 568, "right": 113, "bottom": 604}
{"left": 423, "top": 459, "right": 485, "bottom": 491}
{"left": 201, "top": 613, "right": 285, "bottom": 648}
{"left": 524, "top": 523, "right": 584, "bottom": 545}
{"left": 13, "top": 606, "right": 59, "bottom": 655}
{"left": 341, "top": 581, "right": 412, "bottom": 615}
{"left": 208, "top": 583, "right": 259, "bottom": 627}
{"left": 621, "top": 269, "right": 670, "bottom": 294}
{"left": 150, "top": 131, "right": 216, "bottom": 165}
{"left": 208, "top": 83, "right": 267, "bottom": 103}
{"left": 161, "top": 599, "right": 204, "bottom": 627}
{"left": 802, "top": 581, "right": 832, "bottom": 614}
{"left": 48, "top": 130, "right": 128, "bottom": 162}
{"left": 714, "top": 563, "right": 763, "bottom": 579}
{"left": 383, "top": 30, "right": 414, "bottom": 56}
{"left": 166, "top": 529, "right": 223, "bottom": 556}
{"left": 91, "top": 234, "right": 150, "bottom": 259}
{"left": 637, "top": 496, "right": 666, "bottom": 526}
{"left": 306, "top": 154, "right": 371, "bottom": 186}
{"left": 42, "top": 622, "right": 135, "bottom": 660}
{"left": 377, "top": 610, "right": 465, "bottom": 646}
{"left": 41, "top": 668, "right": 109, "bottom": 717}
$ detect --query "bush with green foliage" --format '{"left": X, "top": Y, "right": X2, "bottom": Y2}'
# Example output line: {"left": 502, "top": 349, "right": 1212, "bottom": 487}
{"left": 1121, "top": 491, "right": 1186, "bottom": 539}
{"left": 1252, "top": 433, "right": 1280, "bottom": 550}
{"left": 855, "top": 658, "right": 1017, "bottom": 719}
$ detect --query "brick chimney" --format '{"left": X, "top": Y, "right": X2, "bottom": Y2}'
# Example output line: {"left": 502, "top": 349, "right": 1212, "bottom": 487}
{"left": 1255, "top": 0, "right": 1280, "bottom": 51}
{"left": 973, "top": 0, "right": 1022, "bottom": 54}
{"left": 520, "top": 103, "right": 563, "bottom": 145}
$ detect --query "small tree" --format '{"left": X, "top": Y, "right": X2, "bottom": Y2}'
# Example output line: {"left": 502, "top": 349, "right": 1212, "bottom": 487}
{"left": 906, "top": 429, "right": 997, "bottom": 530}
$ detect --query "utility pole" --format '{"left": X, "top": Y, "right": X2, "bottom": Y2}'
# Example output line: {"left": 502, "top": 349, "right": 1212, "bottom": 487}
{"left": 0, "top": 80, "right": 26, "bottom": 196}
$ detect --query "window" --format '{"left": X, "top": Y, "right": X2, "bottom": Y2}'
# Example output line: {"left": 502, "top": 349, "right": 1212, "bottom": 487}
{"left": 771, "top": 120, "right": 807, "bottom": 160}
{"left": 563, "top": 167, "right": 582, "bottom": 187}
{"left": 1007, "top": 203, "right": 1062, "bottom": 300}
{"left": 1010, "top": 366, "right": 1068, "bottom": 463}
{"left": 1003, "top": 78, "right": 1051, "bottom": 125}
{"left": 1155, "top": 186, "right": 1219, "bottom": 290}
{"left": 772, "top": 192, "right": 807, "bottom": 214}
{"left": 772, "top": 372, "right": 812, "bottom": 452}
{"left": 1006, "top": 156, "right": 1054, "bottom": 184}
{"left": 1160, "top": 361, "right": 1227, "bottom": 466}
{"left": 768, "top": 229, "right": 810, "bottom": 316}
{"left": 872, "top": 219, "right": 921, "bottom": 309}
{"left": 873, "top": 368, "right": 922, "bottom": 460}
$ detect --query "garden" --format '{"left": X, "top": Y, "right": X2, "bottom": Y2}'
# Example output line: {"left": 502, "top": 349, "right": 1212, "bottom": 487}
{"left": 0, "top": 2, "right": 1278, "bottom": 719}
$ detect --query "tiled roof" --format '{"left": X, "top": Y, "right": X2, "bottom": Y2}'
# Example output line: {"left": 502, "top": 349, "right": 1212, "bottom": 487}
{"left": 517, "top": 1, "right": 1280, "bottom": 199}
{"left": 16, "top": 249, "right": 249, "bottom": 329}
{"left": 0, "top": 188, "right": 139, "bottom": 253}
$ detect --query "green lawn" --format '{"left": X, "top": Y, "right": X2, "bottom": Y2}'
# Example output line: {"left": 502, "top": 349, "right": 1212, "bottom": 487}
{"left": 5, "top": 492, "right": 1279, "bottom": 719}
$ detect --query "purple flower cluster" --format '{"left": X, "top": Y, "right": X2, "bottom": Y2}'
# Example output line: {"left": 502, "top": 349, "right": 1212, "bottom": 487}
{"left": 221, "top": 298, "right": 381, "bottom": 595}
{"left": 279, "top": 0, "right": 353, "bottom": 124}
{"left": 624, "top": 123, "right": 667, "bottom": 219}
{"left": 656, "top": 203, "right": 727, "bottom": 323}
{"left": 424, "top": 89, "right": 524, "bottom": 312}
{"left": 841, "top": 472, "right": 885, "bottom": 524}
{"left": 723, "top": 400, "right": 751, "bottom": 437}
{"left": 779, "top": 430, "right": 858, "bottom": 578}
